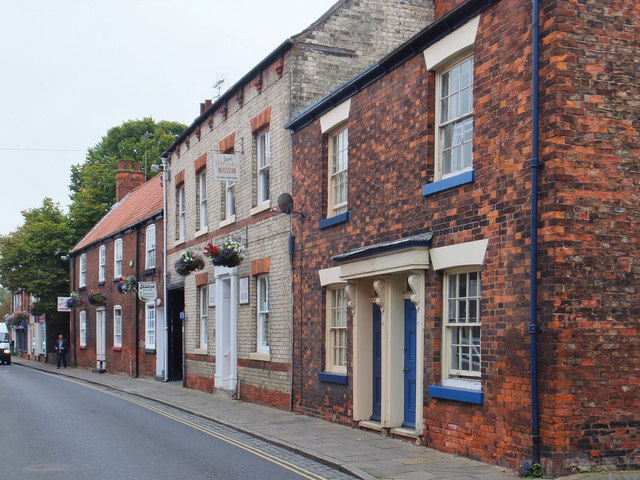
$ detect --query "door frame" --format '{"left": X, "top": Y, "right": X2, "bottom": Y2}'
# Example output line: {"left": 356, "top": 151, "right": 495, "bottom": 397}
{"left": 214, "top": 265, "right": 238, "bottom": 391}
{"left": 96, "top": 307, "right": 106, "bottom": 371}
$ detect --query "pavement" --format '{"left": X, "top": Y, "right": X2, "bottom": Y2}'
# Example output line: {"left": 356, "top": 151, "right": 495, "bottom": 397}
{"left": 11, "top": 357, "right": 640, "bottom": 480}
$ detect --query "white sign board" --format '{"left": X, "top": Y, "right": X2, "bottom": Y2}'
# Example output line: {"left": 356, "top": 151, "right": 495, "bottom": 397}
{"left": 213, "top": 154, "right": 240, "bottom": 181}
{"left": 58, "top": 297, "right": 71, "bottom": 312}
{"left": 208, "top": 282, "right": 216, "bottom": 307}
{"left": 138, "top": 282, "right": 157, "bottom": 302}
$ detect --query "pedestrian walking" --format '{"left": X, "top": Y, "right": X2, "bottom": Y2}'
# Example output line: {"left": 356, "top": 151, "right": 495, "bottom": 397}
{"left": 55, "top": 334, "right": 68, "bottom": 369}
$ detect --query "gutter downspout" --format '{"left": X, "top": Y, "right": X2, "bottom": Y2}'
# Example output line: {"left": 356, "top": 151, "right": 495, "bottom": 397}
{"left": 135, "top": 227, "right": 140, "bottom": 378}
{"left": 162, "top": 156, "right": 169, "bottom": 382}
{"left": 530, "top": 0, "right": 542, "bottom": 465}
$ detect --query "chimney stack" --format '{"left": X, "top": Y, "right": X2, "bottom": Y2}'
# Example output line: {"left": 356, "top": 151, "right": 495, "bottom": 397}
{"left": 115, "top": 159, "right": 145, "bottom": 201}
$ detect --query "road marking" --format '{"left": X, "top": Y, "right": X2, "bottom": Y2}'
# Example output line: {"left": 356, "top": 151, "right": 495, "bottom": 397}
{"left": 31, "top": 368, "right": 333, "bottom": 480}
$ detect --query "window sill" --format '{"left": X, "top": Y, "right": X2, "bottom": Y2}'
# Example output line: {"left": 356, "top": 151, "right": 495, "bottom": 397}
{"left": 428, "top": 384, "right": 484, "bottom": 404}
{"left": 192, "top": 348, "right": 208, "bottom": 356}
{"left": 249, "top": 352, "right": 271, "bottom": 361}
{"left": 318, "top": 371, "right": 348, "bottom": 384}
{"left": 144, "top": 348, "right": 156, "bottom": 354}
{"left": 80, "top": 346, "right": 86, "bottom": 350}
{"left": 175, "top": 238, "right": 186, "bottom": 247}
{"left": 219, "top": 215, "right": 236, "bottom": 228}
{"left": 142, "top": 268, "right": 156, "bottom": 276}
{"left": 195, "top": 228, "right": 209, "bottom": 238}
{"left": 250, "top": 203, "right": 271, "bottom": 216}
{"left": 78, "top": 286, "right": 86, "bottom": 291}
{"left": 112, "top": 346, "right": 122, "bottom": 352}
{"left": 113, "top": 277, "right": 121, "bottom": 283}
{"left": 318, "top": 211, "right": 349, "bottom": 230}
{"left": 98, "top": 281, "right": 105, "bottom": 286}
{"left": 422, "top": 170, "right": 475, "bottom": 197}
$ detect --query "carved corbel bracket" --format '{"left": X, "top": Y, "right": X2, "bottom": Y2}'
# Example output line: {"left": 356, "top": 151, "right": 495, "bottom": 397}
{"left": 373, "top": 278, "right": 386, "bottom": 312}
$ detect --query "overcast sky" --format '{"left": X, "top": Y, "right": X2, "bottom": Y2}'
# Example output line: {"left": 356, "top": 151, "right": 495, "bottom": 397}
{"left": 0, "top": 0, "right": 337, "bottom": 236}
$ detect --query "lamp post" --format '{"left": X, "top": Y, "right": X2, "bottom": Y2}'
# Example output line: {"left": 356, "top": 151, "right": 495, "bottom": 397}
{"left": 151, "top": 158, "right": 169, "bottom": 381}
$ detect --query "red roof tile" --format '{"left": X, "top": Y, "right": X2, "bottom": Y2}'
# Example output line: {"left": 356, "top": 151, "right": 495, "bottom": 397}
{"left": 71, "top": 174, "right": 163, "bottom": 253}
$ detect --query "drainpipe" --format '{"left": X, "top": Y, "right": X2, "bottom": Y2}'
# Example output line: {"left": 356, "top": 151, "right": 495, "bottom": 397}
{"left": 530, "top": 0, "right": 542, "bottom": 465}
{"left": 162, "top": 156, "right": 169, "bottom": 382}
{"left": 135, "top": 227, "right": 140, "bottom": 378}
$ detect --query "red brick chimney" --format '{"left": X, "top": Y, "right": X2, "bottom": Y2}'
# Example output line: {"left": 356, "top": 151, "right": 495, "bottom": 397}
{"left": 115, "top": 159, "right": 145, "bottom": 202}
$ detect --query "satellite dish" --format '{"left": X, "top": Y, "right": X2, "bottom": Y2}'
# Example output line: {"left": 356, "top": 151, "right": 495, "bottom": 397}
{"left": 277, "top": 193, "right": 294, "bottom": 214}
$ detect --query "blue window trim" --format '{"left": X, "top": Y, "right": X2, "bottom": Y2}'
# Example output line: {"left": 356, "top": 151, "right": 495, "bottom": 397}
{"left": 318, "top": 371, "right": 349, "bottom": 385}
{"left": 429, "top": 385, "right": 484, "bottom": 404}
{"left": 318, "top": 211, "right": 349, "bottom": 230}
{"left": 422, "top": 170, "right": 475, "bottom": 197}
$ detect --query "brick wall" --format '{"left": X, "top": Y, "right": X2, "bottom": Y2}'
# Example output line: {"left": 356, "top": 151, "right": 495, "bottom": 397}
{"left": 70, "top": 216, "right": 163, "bottom": 378}
{"left": 535, "top": 0, "right": 640, "bottom": 473}
{"left": 291, "top": 0, "right": 640, "bottom": 475}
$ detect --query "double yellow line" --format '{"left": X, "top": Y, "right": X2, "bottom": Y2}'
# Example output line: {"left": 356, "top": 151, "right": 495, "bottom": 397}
{"left": 46, "top": 371, "right": 333, "bottom": 480}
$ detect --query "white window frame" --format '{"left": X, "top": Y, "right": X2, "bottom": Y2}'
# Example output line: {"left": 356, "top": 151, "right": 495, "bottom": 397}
{"left": 328, "top": 126, "right": 348, "bottom": 216}
{"left": 326, "top": 287, "right": 347, "bottom": 373}
{"left": 436, "top": 55, "right": 474, "bottom": 180}
{"left": 257, "top": 129, "right": 270, "bottom": 205}
{"left": 114, "top": 238, "right": 123, "bottom": 279}
{"left": 442, "top": 269, "right": 481, "bottom": 388}
{"left": 177, "top": 185, "right": 186, "bottom": 240}
{"left": 113, "top": 306, "right": 122, "bottom": 348}
{"left": 145, "top": 302, "right": 156, "bottom": 350}
{"left": 199, "top": 285, "right": 208, "bottom": 349}
{"left": 198, "top": 170, "right": 208, "bottom": 230}
{"left": 98, "top": 245, "right": 106, "bottom": 282}
{"left": 225, "top": 181, "right": 235, "bottom": 219}
{"left": 79, "top": 310, "right": 87, "bottom": 347}
{"left": 79, "top": 253, "right": 87, "bottom": 288}
{"left": 145, "top": 224, "right": 156, "bottom": 269}
{"left": 256, "top": 274, "right": 269, "bottom": 354}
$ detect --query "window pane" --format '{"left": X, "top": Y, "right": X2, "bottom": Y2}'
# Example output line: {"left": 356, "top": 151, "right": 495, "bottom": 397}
{"left": 448, "top": 299, "right": 457, "bottom": 322}
{"left": 458, "top": 273, "right": 467, "bottom": 297}
{"left": 450, "top": 64, "right": 460, "bottom": 92}
{"left": 440, "top": 97, "right": 449, "bottom": 123}
{"left": 460, "top": 59, "right": 472, "bottom": 88}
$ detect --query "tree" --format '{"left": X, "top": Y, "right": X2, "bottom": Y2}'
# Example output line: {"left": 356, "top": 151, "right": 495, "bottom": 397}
{"left": 68, "top": 117, "right": 186, "bottom": 242}
{"left": 0, "top": 286, "right": 9, "bottom": 321}
{"left": 0, "top": 199, "right": 74, "bottom": 325}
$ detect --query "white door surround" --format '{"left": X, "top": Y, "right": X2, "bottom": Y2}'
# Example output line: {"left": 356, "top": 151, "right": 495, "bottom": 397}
{"left": 336, "top": 233, "right": 431, "bottom": 437}
{"left": 214, "top": 266, "right": 238, "bottom": 391}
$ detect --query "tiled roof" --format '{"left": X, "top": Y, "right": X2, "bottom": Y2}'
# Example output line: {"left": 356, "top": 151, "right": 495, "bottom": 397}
{"left": 71, "top": 174, "right": 163, "bottom": 253}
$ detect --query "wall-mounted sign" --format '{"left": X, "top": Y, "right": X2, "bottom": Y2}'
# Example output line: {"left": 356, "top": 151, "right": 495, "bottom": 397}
{"left": 239, "top": 276, "right": 249, "bottom": 305}
{"left": 213, "top": 154, "right": 240, "bottom": 181}
{"left": 138, "top": 282, "right": 157, "bottom": 302}
{"left": 208, "top": 282, "right": 216, "bottom": 307}
{"left": 57, "top": 297, "right": 71, "bottom": 312}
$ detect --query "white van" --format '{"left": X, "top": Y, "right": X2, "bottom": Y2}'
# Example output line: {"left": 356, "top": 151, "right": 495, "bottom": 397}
{"left": 0, "top": 323, "right": 11, "bottom": 365}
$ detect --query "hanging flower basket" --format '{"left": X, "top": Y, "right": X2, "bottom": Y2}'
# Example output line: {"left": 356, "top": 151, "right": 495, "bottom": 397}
{"left": 10, "top": 311, "right": 28, "bottom": 326}
{"left": 203, "top": 238, "right": 245, "bottom": 267}
{"left": 174, "top": 249, "right": 205, "bottom": 276}
{"left": 87, "top": 290, "right": 107, "bottom": 305}
{"left": 66, "top": 291, "right": 85, "bottom": 308}
{"left": 118, "top": 275, "right": 138, "bottom": 294}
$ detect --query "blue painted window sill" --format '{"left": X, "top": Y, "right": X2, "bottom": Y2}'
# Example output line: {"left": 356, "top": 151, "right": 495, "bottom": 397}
{"left": 318, "top": 211, "right": 349, "bottom": 230}
{"left": 318, "top": 372, "right": 348, "bottom": 384}
{"left": 422, "top": 170, "right": 475, "bottom": 197}
{"left": 429, "top": 385, "right": 484, "bottom": 404}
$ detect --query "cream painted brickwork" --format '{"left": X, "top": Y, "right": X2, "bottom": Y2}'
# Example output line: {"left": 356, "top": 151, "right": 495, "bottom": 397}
{"left": 165, "top": 0, "right": 435, "bottom": 403}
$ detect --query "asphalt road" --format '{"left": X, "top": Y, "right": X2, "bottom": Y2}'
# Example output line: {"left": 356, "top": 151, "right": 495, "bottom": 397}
{"left": 1, "top": 364, "right": 354, "bottom": 480}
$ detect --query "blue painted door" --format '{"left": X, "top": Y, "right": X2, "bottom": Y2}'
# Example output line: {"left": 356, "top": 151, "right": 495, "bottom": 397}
{"left": 403, "top": 300, "right": 417, "bottom": 428}
{"left": 371, "top": 304, "right": 382, "bottom": 422}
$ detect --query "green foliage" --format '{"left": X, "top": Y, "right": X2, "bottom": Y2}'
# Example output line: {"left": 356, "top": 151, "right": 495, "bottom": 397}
{"left": 518, "top": 462, "right": 545, "bottom": 478}
{"left": 0, "top": 199, "right": 74, "bottom": 319}
{"left": 68, "top": 117, "right": 186, "bottom": 242}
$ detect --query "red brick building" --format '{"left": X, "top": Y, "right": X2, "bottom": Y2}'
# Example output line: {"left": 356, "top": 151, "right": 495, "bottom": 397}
{"left": 286, "top": 0, "right": 639, "bottom": 475}
{"left": 69, "top": 160, "right": 166, "bottom": 379}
